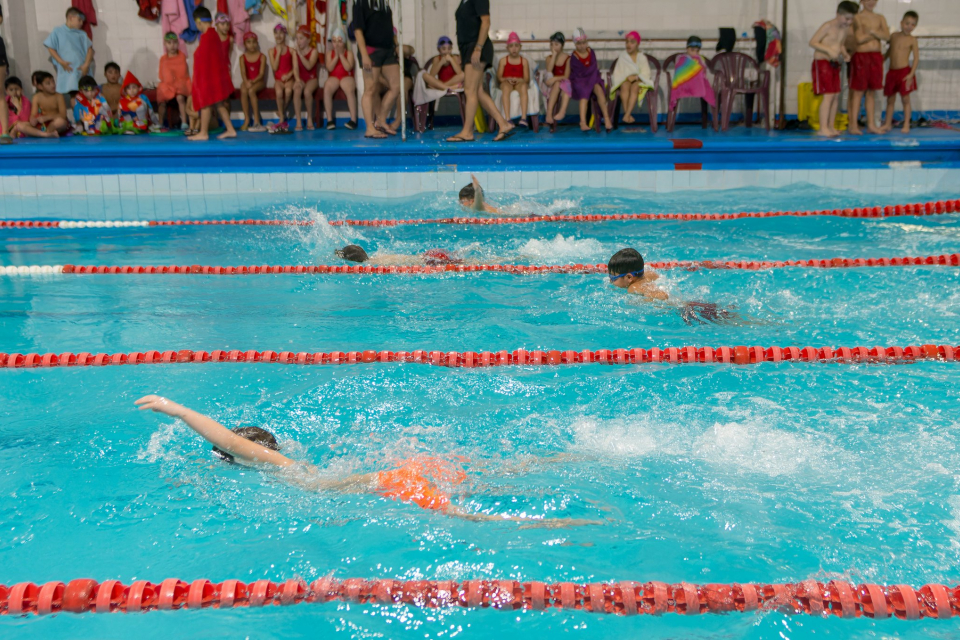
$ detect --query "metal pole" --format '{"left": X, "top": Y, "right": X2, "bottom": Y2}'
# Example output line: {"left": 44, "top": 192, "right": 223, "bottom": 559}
{"left": 396, "top": 0, "right": 407, "bottom": 141}
{"left": 778, "top": 0, "right": 788, "bottom": 129}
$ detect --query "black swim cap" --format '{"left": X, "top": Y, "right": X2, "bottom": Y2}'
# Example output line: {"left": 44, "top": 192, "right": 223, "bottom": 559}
{"left": 550, "top": 32, "right": 565, "bottom": 45}
{"left": 687, "top": 35, "right": 702, "bottom": 48}
{"left": 335, "top": 244, "right": 369, "bottom": 263}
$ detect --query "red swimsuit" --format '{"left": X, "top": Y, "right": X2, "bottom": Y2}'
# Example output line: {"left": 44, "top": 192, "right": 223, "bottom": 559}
{"left": 243, "top": 54, "right": 264, "bottom": 81}
{"left": 329, "top": 56, "right": 354, "bottom": 80}
{"left": 552, "top": 58, "right": 568, "bottom": 76}
{"left": 503, "top": 58, "right": 524, "bottom": 79}
{"left": 273, "top": 47, "right": 293, "bottom": 81}
{"left": 438, "top": 63, "right": 457, "bottom": 83}
{"left": 297, "top": 50, "right": 318, "bottom": 82}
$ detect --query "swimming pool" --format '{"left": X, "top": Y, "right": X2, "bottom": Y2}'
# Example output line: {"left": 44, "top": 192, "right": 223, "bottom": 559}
{"left": 2, "top": 182, "right": 960, "bottom": 638}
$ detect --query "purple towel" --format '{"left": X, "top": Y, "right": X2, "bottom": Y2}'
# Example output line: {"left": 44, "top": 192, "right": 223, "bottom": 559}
{"left": 569, "top": 49, "right": 603, "bottom": 100}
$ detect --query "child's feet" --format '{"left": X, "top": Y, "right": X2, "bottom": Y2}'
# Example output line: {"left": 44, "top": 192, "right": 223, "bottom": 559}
{"left": 217, "top": 129, "right": 237, "bottom": 140}
{"left": 847, "top": 126, "right": 863, "bottom": 135}
{"left": 240, "top": 122, "right": 250, "bottom": 131}
{"left": 187, "top": 132, "right": 208, "bottom": 141}
{"left": 866, "top": 124, "right": 886, "bottom": 135}
{"left": 295, "top": 122, "right": 304, "bottom": 132}
{"left": 45, "top": 130, "right": 60, "bottom": 139}
{"left": 580, "top": 122, "right": 591, "bottom": 132}
{"left": 623, "top": 115, "right": 635, "bottom": 124}
{"left": 306, "top": 121, "right": 315, "bottom": 131}
{"left": 0, "top": 134, "right": 13, "bottom": 145}
{"left": 901, "top": 124, "right": 911, "bottom": 134}
{"left": 518, "top": 118, "right": 528, "bottom": 128}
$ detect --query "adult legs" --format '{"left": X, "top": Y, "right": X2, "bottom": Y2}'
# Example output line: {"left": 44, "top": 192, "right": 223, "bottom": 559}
{"left": 361, "top": 65, "right": 386, "bottom": 137}
{"left": 376, "top": 64, "right": 401, "bottom": 134}
{"left": 0, "top": 65, "right": 9, "bottom": 140}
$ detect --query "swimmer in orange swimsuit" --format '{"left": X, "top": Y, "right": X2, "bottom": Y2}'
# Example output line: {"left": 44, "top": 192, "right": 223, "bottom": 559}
{"left": 135, "top": 395, "right": 600, "bottom": 526}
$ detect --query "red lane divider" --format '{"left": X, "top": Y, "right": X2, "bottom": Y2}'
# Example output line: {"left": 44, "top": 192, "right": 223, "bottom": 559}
{"left": 2, "top": 345, "right": 956, "bottom": 369}
{"left": 50, "top": 254, "right": 960, "bottom": 276}
{"left": 1, "top": 576, "right": 957, "bottom": 619}
{"left": 0, "top": 199, "right": 957, "bottom": 229}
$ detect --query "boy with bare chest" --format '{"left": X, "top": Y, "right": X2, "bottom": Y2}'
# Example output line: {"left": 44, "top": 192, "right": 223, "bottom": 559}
{"left": 809, "top": 2, "right": 859, "bottom": 137}
{"left": 883, "top": 11, "right": 919, "bottom": 133}
{"left": 849, "top": 0, "right": 890, "bottom": 134}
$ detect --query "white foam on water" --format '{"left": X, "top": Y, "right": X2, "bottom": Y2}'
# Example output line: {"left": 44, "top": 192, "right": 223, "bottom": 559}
{"left": 277, "top": 205, "right": 365, "bottom": 260}
{"left": 138, "top": 421, "right": 183, "bottom": 464}
{"left": 517, "top": 234, "right": 604, "bottom": 261}
{"left": 694, "top": 420, "right": 833, "bottom": 477}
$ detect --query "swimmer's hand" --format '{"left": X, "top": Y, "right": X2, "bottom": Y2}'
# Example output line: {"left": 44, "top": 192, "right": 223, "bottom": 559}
{"left": 135, "top": 394, "right": 187, "bottom": 418}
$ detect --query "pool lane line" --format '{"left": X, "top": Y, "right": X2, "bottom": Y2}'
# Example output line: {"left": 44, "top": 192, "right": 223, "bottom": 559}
{"left": 0, "top": 199, "right": 957, "bottom": 229}
{"left": 2, "top": 345, "right": 957, "bottom": 369}
{"left": 1, "top": 576, "right": 955, "bottom": 619}
{"left": 1, "top": 253, "right": 958, "bottom": 276}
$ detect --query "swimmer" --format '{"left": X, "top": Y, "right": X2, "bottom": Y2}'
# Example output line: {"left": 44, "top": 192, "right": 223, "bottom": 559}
{"left": 458, "top": 174, "right": 500, "bottom": 214}
{"left": 335, "top": 243, "right": 474, "bottom": 266}
{"left": 607, "top": 248, "right": 743, "bottom": 325}
{"left": 135, "top": 395, "right": 601, "bottom": 527}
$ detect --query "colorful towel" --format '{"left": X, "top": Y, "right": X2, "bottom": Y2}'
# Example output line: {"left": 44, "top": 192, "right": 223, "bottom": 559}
{"left": 669, "top": 54, "right": 716, "bottom": 110}
{"left": 73, "top": 91, "right": 114, "bottom": 135}
{"left": 117, "top": 71, "right": 153, "bottom": 133}
{"left": 753, "top": 20, "right": 782, "bottom": 68}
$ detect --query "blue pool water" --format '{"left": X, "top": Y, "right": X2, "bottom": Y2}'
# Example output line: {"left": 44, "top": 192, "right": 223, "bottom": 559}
{"left": 2, "top": 183, "right": 960, "bottom": 638}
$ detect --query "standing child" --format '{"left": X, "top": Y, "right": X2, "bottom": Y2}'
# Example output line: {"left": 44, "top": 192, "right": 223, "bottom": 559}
{"left": 808, "top": 2, "right": 858, "bottom": 138}
{"left": 73, "top": 75, "right": 113, "bottom": 135}
{"left": 883, "top": 11, "right": 919, "bottom": 134}
{"left": 117, "top": 71, "right": 154, "bottom": 134}
{"left": 101, "top": 62, "right": 123, "bottom": 115}
{"left": 323, "top": 28, "right": 357, "bottom": 130}
{"left": 569, "top": 28, "right": 612, "bottom": 132}
{"left": 541, "top": 32, "right": 571, "bottom": 127}
{"left": 848, "top": 0, "right": 890, "bottom": 134}
{"left": 239, "top": 32, "right": 268, "bottom": 131}
{"left": 5, "top": 77, "right": 31, "bottom": 140}
{"left": 609, "top": 31, "right": 654, "bottom": 125}
{"left": 215, "top": 14, "right": 235, "bottom": 128}
{"left": 292, "top": 25, "right": 320, "bottom": 131}
{"left": 188, "top": 6, "right": 237, "bottom": 141}
{"left": 496, "top": 33, "right": 529, "bottom": 127}
{"left": 43, "top": 7, "right": 94, "bottom": 100}
{"left": 15, "top": 71, "right": 69, "bottom": 138}
{"left": 269, "top": 24, "right": 295, "bottom": 131}
{"left": 157, "top": 33, "right": 191, "bottom": 130}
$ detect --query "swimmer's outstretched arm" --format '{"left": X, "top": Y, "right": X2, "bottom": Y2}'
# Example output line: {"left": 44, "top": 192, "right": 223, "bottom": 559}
{"left": 135, "top": 395, "right": 295, "bottom": 467}
{"left": 470, "top": 174, "right": 500, "bottom": 215}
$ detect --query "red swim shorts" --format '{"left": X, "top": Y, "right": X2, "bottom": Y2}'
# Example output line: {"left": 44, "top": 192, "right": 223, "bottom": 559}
{"left": 812, "top": 59, "right": 841, "bottom": 96}
{"left": 850, "top": 52, "right": 884, "bottom": 91}
{"left": 884, "top": 67, "right": 917, "bottom": 97}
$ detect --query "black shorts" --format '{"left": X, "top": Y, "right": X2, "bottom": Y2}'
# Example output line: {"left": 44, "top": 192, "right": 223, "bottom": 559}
{"left": 459, "top": 40, "right": 493, "bottom": 70}
{"left": 367, "top": 46, "right": 398, "bottom": 68}
{"left": 0, "top": 37, "right": 8, "bottom": 69}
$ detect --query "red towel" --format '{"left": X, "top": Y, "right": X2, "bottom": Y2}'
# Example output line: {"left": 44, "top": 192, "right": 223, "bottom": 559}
{"left": 191, "top": 28, "right": 234, "bottom": 111}
{"left": 72, "top": 0, "right": 97, "bottom": 39}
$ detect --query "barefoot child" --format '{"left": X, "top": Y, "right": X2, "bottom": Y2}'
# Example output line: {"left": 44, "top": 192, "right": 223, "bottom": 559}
{"left": 73, "top": 75, "right": 113, "bottom": 135}
{"left": 117, "top": 71, "right": 155, "bottom": 134}
{"left": 268, "top": 24, "right": 295, "bottom": 131}
{"left": 569, "top": 28, "right": 612, "bottom": 131}
{"left": 323, "top": 28, "right": 358, "bottom": 129}
{"left": 884, "top": 11, "right": 919, "bottom": 134}
{"left": 15, "top": 72, "right": 69, "bottom": 138}
{"left": 239, "top": 32, "right": 268, "bottom": 131}
{"left": 188, "top": 6, "right": 237, "bottom": 141}
{"left": 292, "top": 25, "right": 320, "bottom": 131}
{"left": 808, "top": 2, "right": 858, "bottom": 138}
{"left": 849, "top": 0, "right": 890, "bottom": 135}
{"left": 609, "top": 31, "right": 653, "bottom": 125}
{"left": 496, "top": 32, "right": 530, "bottom": 127}
{"left": 4, "top": 77, "right": 30, "bottom": 140}
{"left": 157, "top": 33, "right": 191, "bottom": 130}
{"left": 135, "top": 394, "right": 599, "bottom": 526}
{"left": 43, "top": 7, "right": 93, "bottom": 100}
{"left": 101, "top": 62, "right": 123, "bottom": 115}
{"left": 541, "top": 32, "right": 571, "bottom": 127}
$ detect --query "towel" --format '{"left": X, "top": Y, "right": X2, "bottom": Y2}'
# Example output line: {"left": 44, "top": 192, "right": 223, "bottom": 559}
{"left": 608, "top": 50, "right": 653, "bottom": 101}
{"left": 180, "top": 0, "right": 201, "bottom": 43}
{"left": 413, "top": 71, "right": 449, "bottom": 107}
{"left": 753, "top": 20, "right": 782, "bottom": 67}
{"left": 669, "top": 54, "right": 715, "bottom": 110}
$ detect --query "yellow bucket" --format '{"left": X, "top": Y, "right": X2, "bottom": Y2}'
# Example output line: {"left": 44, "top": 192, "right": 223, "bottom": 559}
{"left": 798, "top": 82, "right": 848, "bottom": 131}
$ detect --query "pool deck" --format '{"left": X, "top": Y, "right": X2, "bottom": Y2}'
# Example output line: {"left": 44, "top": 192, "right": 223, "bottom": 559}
{"left": 0, "top": 124, "right": 958, "bottom": 174}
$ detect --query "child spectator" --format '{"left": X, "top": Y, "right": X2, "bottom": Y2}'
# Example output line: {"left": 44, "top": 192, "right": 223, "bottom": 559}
{"left": 188, "top": 6, "right": 237, "bottom": 141}
{"left": 809, "top": 2, "right": 857, "bottom": 138}
{"left": 323, "top": 27, "right": 357, "bottom": 130}
{"left": 269, "top": 24, "right": 295, "bottom": 131}
{"left": 849, "top": 0, "right": 890, "bottom": 135}
{"left": 541, "top": 32, "right": 571, "bottom": 127}
{"left": 117, "top": 71, "right": 154, "bottom": 134}
{"left": 609, "top": 31, "right": 654, "bottom": 125}
{"left": 569, "top": 28, "right": 612, "bottom": 132}
{"left": 15, "top": 71, "right": 69, "bottom": 138}
{"left": 73, "top": 74, "right": 113, "bottom": 135}
{"left": 101, "top": 62, "right": 123, "bottom": 114}
{"left": 496, "top": 33, "right": 530, "bottom": 127}
{"left": 0, "top": 6, "right": 10, "bottom": 144}
{"left": 215, "top": 14, "right": 235, "bottom": 129}
{"left": 4, "top": 77, "right": 30, "bottom": 140}
{"left": 423, "top": 36, "right": 463, "bottom": 91}
{"left": 239, "top": 32, "right": 268, "bottom": 132}
{"left": 668, "top": 36, "right": 717, "bottom": 116}
{"left": 43, "top": 7, "right": 94, "bottom": 98}
{"left": 292, "top": 25, "right": 320, "bottom": 131}
{"left": 157, "top": 33, "right": 191, "bottom": 130}
{"left": 884, "top": 11, "right": 919, "bottom": 134}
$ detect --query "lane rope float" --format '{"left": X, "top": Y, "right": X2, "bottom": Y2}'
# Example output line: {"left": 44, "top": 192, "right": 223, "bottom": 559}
{"left": 1, "top": 345, "right": 956, "bottom": 369}
{"left": 0, "top": 200, "right": 957, "bottom": 229}
{"left": 2, "top": 253, "right": 958, "bottom": 277}
{"left": 1, "top": 576, "right": 956, "bottom": 619}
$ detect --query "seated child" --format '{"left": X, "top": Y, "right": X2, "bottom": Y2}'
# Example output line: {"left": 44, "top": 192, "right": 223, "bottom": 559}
{"left": 157, "top": 32, "right": 191, "bottom": 130}
{"left": 541, "top": 32, "right": 571, "bottom": 126}
{"left": 335, "top": 244, "right": 466, "bottom": 267}
{"left": 136, "top": 394, "right": 599, "bottom": 525}
{"left": 117, "top": 71, "right": 154, "bottom": 134}
{"left": 884, "top": 11, "right": 919, "bottom": 133}
{"left": 15, "top": 71, "right": 69, "bottom": 138}
{"left": 101, "top": 62, "right": 122, "bottom": 114}
{"left": 569, "top": 28, "right": 612, "bottom": 131}
{"left": 808, "top": 2, "right": 857, "bottom": 138}
{"left": 609, "top": 31, "right": 654, "bottom": 125}
{"left": 496, "top": 33, "right": 530, "bottom": 127}
{"left": 43, "top": 7, "right": 93, "bottom": 99}
{"left": 73, "top": 75, "right": 114, "bottom": 135}
{"left": 323, "top": 28, "right": 357, "bottom": 130}
{"left": 239, "top": 32, "right": 268, "bottom": 132}
{"left": 669, "top": 36, "right": 717, "bottom": 114}
{"left": 458, "top": 174, "right": 500, "bottom": 214}
{"left": 4, "top": 77, "right": 31, "bottom": 140}
{"left": 423, "top": 36, "right": 464, "bottom": 92}
{"left": 292, "top": 25, "right": 320, "bottom": 131}
{"left": 188, "top": 6, "right": 237, "bottom": 141}
{"left": 269, "top": 23, "right": 295, "bottom": 131}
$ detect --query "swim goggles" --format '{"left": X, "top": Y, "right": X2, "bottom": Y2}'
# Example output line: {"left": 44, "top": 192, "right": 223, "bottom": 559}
{"left": 609, "top": 269, "right": 644, "bottom": 282}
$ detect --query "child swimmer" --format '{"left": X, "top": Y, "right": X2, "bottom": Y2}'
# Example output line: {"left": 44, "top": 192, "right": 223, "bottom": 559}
{"left": 136, "top": 394, "right": 601, "bottom": 527}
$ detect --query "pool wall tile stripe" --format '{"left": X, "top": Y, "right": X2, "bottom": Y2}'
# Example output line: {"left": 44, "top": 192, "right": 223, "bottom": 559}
{"left": 2, "top": 169, "right": 959, "bottom": 220}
